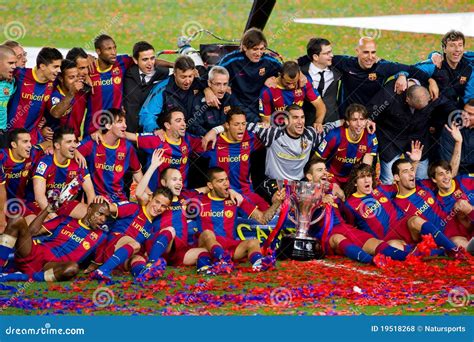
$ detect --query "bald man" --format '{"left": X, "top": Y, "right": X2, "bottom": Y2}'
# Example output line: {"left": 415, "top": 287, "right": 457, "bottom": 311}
{"left": 368, "top": 78, "right": 458, "bottom": 184}
{"left": 330, "top": 37, "right": 433, "bottom": 115}
{"left": 0, "top": 45, "right": 16, "bottom": 147}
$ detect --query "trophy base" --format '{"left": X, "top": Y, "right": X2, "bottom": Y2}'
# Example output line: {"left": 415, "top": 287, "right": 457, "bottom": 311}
{"left": 277, "top": 235, "right": 324, "bottom": 261}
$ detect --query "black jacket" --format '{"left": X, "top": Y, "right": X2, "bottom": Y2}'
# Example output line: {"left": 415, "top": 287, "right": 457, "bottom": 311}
{"left": 123, "top": 64, "right": 169, "bottom": 133}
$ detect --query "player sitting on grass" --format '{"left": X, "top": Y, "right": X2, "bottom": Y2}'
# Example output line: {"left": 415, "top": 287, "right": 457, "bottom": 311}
{"left": 304, "top": 157, "right": 409, "bottom": 264}
{"left": 192, "top": 167, "right": 284, "bottom": 273}
{"left": 0, "top": 201, "right": 109, "bottom": 281}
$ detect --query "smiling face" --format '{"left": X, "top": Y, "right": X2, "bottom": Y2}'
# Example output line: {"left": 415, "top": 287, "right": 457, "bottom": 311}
{"left": 346, "top": 111, "right": 367, "bottom": 138}
{"left": 88, "top": 204, "right": 110, "bottom": 229}
{"left": 443, "top": 38, "right": 464, "bottom": 67}
{"left": 161, "top": 168, "right": 183, "bottom": 197}
{"left": 306, "top": 162, "right": 328, "bottom": 184}
{"left": 164, "top": 111, "right": 186, "bottom": 138}
{"left": 286, "top": 108, "right": 305, "bottom": 137}
{"left": 393, "top": 161, "right": 416, "bottom": 191}
{"left": 224, "top": 114, "right": 247, "bottom": 141}
{"left": 208, "top": 171, "right": 230, "bottom": 199}
{"left": 55, "top": 133, "right": 77, "bottom": 160}
{"left": 61, "top": 66, "right": 79, "bottom": 92}
{"left": 11, "top": 132, "right": 32, "bottom": 159}
{"left": 134, "top": 49, "right": 155, "bottom": 75}
{"left": 40, "top": 59, "right": 62, "bottom": 82}
{"left": 107, "top": 114, "right": 127, "bottom": 139}
{"left": 75, "top": 56, "right": 89, "bottom": 81}
{"left": 242, "top": 43, "right": 266, "bottom": 63}
{"left": 313, "top": 44, "right": 333, "bottom": 68}
{"left": 431, "top": 166, "right": 453, "bottom": 193}
{"left": 356, "top": 39, "right": 377, "bottom": 70}
{"left": 146, "top": 193, "right": 171, "bottom": 218}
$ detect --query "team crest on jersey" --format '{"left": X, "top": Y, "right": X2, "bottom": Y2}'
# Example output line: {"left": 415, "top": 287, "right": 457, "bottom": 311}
{"left": 242, "top": 141, "right": 249, "bottom": 149}
{"left": 68, "top": 170, "right": 77, "bottom": 179}
{"left": 373, "top": 189, "right": 380, "bottom": 196}
{"left": 115, "top": 165, "right": 123, "bottom": 173}
{"left": 112, "top": 68, "right": 120, "bottom": 76}
{"left": 193, "top": 89, "right": 199, "bottom": 95}
{"left": 454, "top": 190, "right": 463, "bottom": 199}
{"left": 372, "top": 137, "right": 378, "bottom": 145}
{"left": 294, "top": 89, "right": 303, "bottom": 97}
{"left": 427, "top": 197, "right": 434, "bottom": 205}
{"left": 223, "top": 106, "right": 231, "bottom": 114}
{"left": 47, "top": 83, "right": 53, "bottom": 90}
{"left": 52, "top": 97, "right": 60, "bottom": 106}
{"left": 43, "top": 95, "right": 50, "bottom": 103}
{"left": 113, "top": 77, "right": 121, "bottom": 85}
{"left": 417, "top": 189, "right": 426, "bottom": 197}
{"left": 368, "top": 73, "right": 377, "bottom": 81}
{"left": 181, "top": 145, "right": 188, "bottom": 154}
{"left": 259, "top": 68, "right": 265, "bottom": 76}
{"left": 90, "top": 232, "right": 98, "bottom": 241}
{"left": 225, "top": 210, "right": 234, "bottom": 218}
{"left": 460, "top": 76, "right": 467, "bottom": 85}
{"left": 36, "top": 162, "right": 47, "bottom": 175}
{"left": 358, "top": 145, "right": 367, "bottom": 153}
{"left": 242, "top": 154, "right": 249, "bottom": 162}
{"left": 82, "top": 241, "right": 90, "bottom": 250}
{"left": 3, "top": 87, "right": 9, "bottom": 96}
{"left": 117, "top": 152, "right": 125, "bottom": 161}
{"left": 318, "top": 140, "right": 327, "bottom": 152}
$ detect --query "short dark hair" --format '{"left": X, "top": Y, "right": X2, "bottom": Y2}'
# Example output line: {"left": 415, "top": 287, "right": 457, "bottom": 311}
{"left": 174, "top": 56, "right": 195, "bottom": 72}
{"left": 60, "top": 59, "right": 77, "bottom": 75}
{"left": 53, "top": 126, "right": 76, "bottom": 145}
{"left": 281, "top": 61, "right": 300, "bottom": 79}
{"left": 36, "top": 47, "right": 63, "bottom": 68}
{"left": 8, "top": 128, "right": 29, "bottom": 148}
{"left": 391, "top": 158, "right": 412, "bottom": 177}
{"left": 207, "top": 166, "right": 226, "bottom": 182}
{"left": 161, "top": 167, "right": 180, "bottom": 181}
{"left": 152, "top": 186, "right": 173, "bottom": 202}
{"left": 345, "top": 103, "right": 368, "bottom": 121}
{"left": 160, "top": 107, "right": 184, "bottom": 128}
{"left": 465, "top": 98, "right": 474, "bottom": 107}
{"left": 441, "top": 30, "right": 465, "bottom": 49}
{"left": 3, "top": 40, "right": 20, "bottom": 48}
{"left": 132, "top": 41, "right": 155, "bottom": 59}
{"left": 241, "top": 28, "right": 267, "bottom": 49}
{"left": 428, "top": 160, "right": 452, "bottom": 179}
{"left": 94, "top": 34, "right": 114, "bottom": 50}
{"left": 304, "top": 156, "right": 326, "bottom": 176}
{"left": 66, "top": 47, "right": 88, "bottom": 62}
{"left": 100, "top": 108, "right": 126, "bottom": 133}
{"left": 225, "top": 107, "right": 247, "bottom": 123}
{"left": 285, "top": 104, "right": 302, "bottom": 113}
{"left": 306, "top": 38, "right": 331, "bottom": 59}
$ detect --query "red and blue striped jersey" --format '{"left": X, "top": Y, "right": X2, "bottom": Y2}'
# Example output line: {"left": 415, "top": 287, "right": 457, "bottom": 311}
{"left": 29, "top": 155, "right": 89, "bottom": 202}
{"left": 435, "top": 174, "right": 474, "bottom": 214}
{"left": 201, "top": 131, "right": 263, "bottom": 194}
{"left": 259, "top": 79, "right": 319, "bottom": 117}
{"left": 45, "top": 86, "right": 88, "bottom": 139}
{"left": 345, "top": 187, "right": 403, "bottom": 239}
{"left": 0, "top": 147, "right": 43, "bottom": 200}
{"left": 77, "top": 137, "right": 141, "bottom": 202}
{"left": 136, "top": 132, "right": 202, "bottom": 190}
{"left": 316, "top": 127, "right": 378, "bottom": 185}
{"left": 111, "top": 202, "right": 157, "bottom": 244}
{"left": 393, "top": 184, "right": 446, "bottom": 226}
{"left": 84, "top": 55, "right": 133, "bottom": 136}
{"left": 39, "top": 216, "right": 107, "bottom": 262}
{"left": 194, "top": 193, "right": 256, "bottom": 239}
{"left": 7, "top": 68, "right": 55, "bottom": 144}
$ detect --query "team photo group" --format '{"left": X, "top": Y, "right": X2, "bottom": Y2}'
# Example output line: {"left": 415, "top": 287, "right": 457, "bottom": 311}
{"left": 0, "top": 26, "right": 473, "bottom": 286}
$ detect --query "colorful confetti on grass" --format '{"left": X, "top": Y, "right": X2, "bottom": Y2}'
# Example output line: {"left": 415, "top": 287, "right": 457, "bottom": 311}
{"left": 1, "top": 255, "right": 472, "bottom": 316}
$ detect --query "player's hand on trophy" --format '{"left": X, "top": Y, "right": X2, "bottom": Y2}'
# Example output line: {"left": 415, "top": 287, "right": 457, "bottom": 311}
{"left": 321, "top": 194, "right": 335, "bottom": 206}
{"left": 272, "top": 188, "right": 286, "bottom": 203}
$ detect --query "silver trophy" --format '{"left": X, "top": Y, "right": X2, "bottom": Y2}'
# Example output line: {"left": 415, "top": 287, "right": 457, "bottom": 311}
{"left": 277, "top": 180, "right": 326, "bottom": 260}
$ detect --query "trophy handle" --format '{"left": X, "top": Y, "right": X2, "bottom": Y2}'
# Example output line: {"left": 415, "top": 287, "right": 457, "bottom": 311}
{"left": 310, "top": 206, "right": 325, "bottom": 225}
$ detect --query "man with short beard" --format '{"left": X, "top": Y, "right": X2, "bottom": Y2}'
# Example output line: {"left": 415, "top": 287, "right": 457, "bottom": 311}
{"left": 0, "top": 45, "right": 16, "bottom": 148}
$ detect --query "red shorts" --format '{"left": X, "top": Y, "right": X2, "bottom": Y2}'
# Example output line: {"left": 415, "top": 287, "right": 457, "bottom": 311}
{"left": 383, "top": 217, "right": 414, "bottom": 244}
{"left": 445, "top": 219, "right": 473, "bottom": 240}
{"left": 27, "top": 200, "right": 82, "bottom": 217}
{"left": 330, "top": 224, "right": 375, "bottom": 249}
{"left": 15, "top": 243, "right": 56, "bottom": 276}
{"left": 216, "top": 236, "right": 241, "bottom": 259}
{"left": 162, "top": 237, "right": 196, "bottom": 266}
{"left": 101, "top": 233, "right": 128, "bottom": 262}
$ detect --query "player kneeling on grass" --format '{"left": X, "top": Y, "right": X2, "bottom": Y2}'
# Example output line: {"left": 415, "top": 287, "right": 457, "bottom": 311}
{"left": 192, "top": 167, "right": 285, "bottom": 273}
{"left": 0, "top": 201, "right": 109, "bottom": 281}
{"left": 304, "top": 157, "right": 409, "bottom": 264}
{"left": 89, "top": 187, "right": 173, "bottom": 283}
